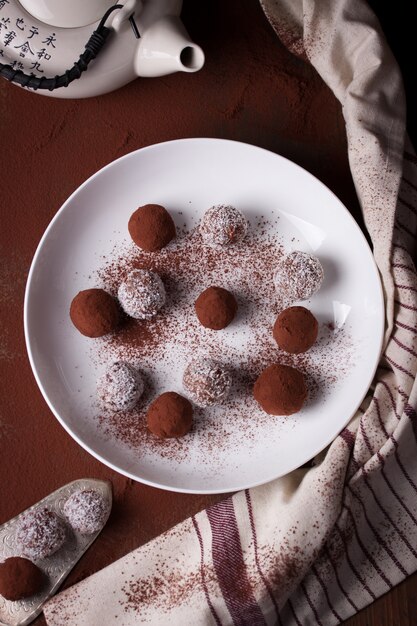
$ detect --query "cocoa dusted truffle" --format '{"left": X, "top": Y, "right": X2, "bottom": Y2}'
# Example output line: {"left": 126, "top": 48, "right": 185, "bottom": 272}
{"left": 97, "top": 361, "right": 144, "bottom": 411}
{"left": 253, "top": 364, "right": 307, "bottom": 415}
{"left": 200, "top": 204, "right": 248, "bottom": 247}
{"left": 118, "top": 269, "right": 166, "bottom": 320}
{"left": 147, "top": 392, "right": 193, "bottom": 438}
{"left": 128, "top": 204, "right": 176, "bottom": 252}
{"left": 0, "top": 557, "right": 45, "bottom": 601}
{"left": 70, "top": 289, "right": 121, "bottom": 338}
{"left": 274, "top": 251, "right": 324, "bottom": 302}
{"left": 183, "top": 358, "right": 232, "bottom": 407}
{"left": 273, "top": 306, "right": 318, "bottom": 354}
{"left": 64, "top": 489, "right": 111, "bottom": 535}
{"left": 195, "top": 286, "right": 237, "bottom": 330}
{"left": 16, "top": 507, "right": 66, "bottom": 560}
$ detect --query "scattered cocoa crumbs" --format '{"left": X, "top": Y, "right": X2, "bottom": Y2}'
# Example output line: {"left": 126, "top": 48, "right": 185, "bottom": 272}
{"left": 121, "top": 567, "right": 217, "bottom": 614}
{"left": 90, "top": 218, "right": 357, "bottom": 469}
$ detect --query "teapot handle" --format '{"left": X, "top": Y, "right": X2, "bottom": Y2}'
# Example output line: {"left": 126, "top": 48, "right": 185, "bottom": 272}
{"left": 110, "top": 0, "right": 141, "bottom": 32}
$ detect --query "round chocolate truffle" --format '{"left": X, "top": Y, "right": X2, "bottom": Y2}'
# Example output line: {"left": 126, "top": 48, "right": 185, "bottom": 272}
{"left": 0, "top": 557, "right": 45, "bottom": 601}
{"left": 128, "top": 204, "right": 176, "bottom": 252}
{"left": 118, "top": 269, "right": 166, "bottom": 320}
{"left": 195, "top": 286, "right": 237, "bottom": 330}
{"left": 16, "top": 507, "right": 66, "bottom": 560}
{"left": 183, "top": 358, "right": 232, "bottom": 407}
{"left": 64, "top": 489, "right": 111, "bottom": 535}
{"left": 147, "top": 392, "right": 193, "bottom": 438}
{"left": 70, "top": 289, "right": 120, "bottom": 338}
{"left": 97, "top": 361, "right": 144, "bottom": 412}
{"left": 274, "top": 251, "right": 324, "bottom": 302}
{"left": 200, "top": 204, "right": 248, "bottom": 247}
{"left": 253, "top": 364, "right": 307, "bottom": 416}
{"left": 273, "top": 306, "right": 319, "bottom": 354}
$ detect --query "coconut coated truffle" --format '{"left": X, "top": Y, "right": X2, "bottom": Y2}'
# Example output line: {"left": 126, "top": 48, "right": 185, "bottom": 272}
{"left": 118, "top": 269, "right": 166, "bottom": 320}
{"left": 147, "top": 392, "right": 193, "bottom": 438}
{"left": 195, "top": 286, "right": 237, "bottom": 330}
{"left": 274, "top": 251, "right": 324, "bottom": 302}
{"left": 97, "top": 361, "right": 144, "bottom": 411}
{"left": 200, "top": 204, "right": 248, "bottom": 247}
{"left": 70, "top": 289, "right": 121, "bottom": 338}
{"left": 128, "top": 204, "right": 176, "bottom": 252}
{"left": 0, "top": 557, "right": 45, "bottom": 601}
{"left": 16, "top": 507, "right": 66, "bottom": 560}
{"left": 253, "top": 364, "right": 307, "bottom": 415}
{"left": 273, "top": 306, "right": 318, "bottom": 354}
{"left": 183, "top": 358, "right": 232, "bottom": 407}
{"left": 64, "top": 489, "right": 111, "bottom": 535}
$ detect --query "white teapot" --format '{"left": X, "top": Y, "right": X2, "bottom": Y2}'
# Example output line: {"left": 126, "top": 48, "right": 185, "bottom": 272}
{"left": 0, "top": 0, "right": 204, "bottom": 98}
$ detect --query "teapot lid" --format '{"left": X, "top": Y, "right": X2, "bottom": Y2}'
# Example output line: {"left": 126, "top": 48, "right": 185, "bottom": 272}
{"left": 18, "top": 0, "right": 116, "bottom": 28}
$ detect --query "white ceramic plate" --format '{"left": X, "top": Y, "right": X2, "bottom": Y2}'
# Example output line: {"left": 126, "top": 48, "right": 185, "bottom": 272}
{"left": 24, "top": 138, "right": 384, "bottom": 494}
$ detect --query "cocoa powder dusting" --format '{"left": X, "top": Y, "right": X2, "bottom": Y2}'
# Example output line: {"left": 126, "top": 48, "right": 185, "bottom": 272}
{"left": 89, "top": 217, "right": 357, "bottom": 469}
{"left": 121, "top": 566, "right": 217, "bottom": 615}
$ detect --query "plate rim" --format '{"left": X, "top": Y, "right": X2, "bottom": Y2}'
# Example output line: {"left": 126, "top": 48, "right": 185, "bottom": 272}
{"left": 23, "top": 137, "right": 385, "bottom": 494}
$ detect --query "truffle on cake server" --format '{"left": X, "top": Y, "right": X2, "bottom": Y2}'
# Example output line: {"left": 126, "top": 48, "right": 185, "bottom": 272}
{"left": 63, "top": 489, "right": 112, "bottom": 535}
{"left": 0, "top": 558, "right": 45, "bottom": 602}
{"left": 0, "top": 479, "right": 112, "bottom": 626}
{"left": 16, "top": 508, "right": 66, "bottom": 560}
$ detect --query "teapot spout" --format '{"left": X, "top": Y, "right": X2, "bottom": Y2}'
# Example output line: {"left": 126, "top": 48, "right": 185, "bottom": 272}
{"left": 134, "top": 15, "right": 205, "bottom": 77}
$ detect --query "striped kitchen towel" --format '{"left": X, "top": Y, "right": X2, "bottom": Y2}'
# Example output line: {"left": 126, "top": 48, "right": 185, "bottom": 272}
{"left": 44, "top": 0, "right": 417, "bottom": 624}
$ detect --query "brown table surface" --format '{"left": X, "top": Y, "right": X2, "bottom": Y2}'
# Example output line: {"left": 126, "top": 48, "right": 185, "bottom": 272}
{"left": 0, "top": 1, "right": 416, "bottom": 624}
